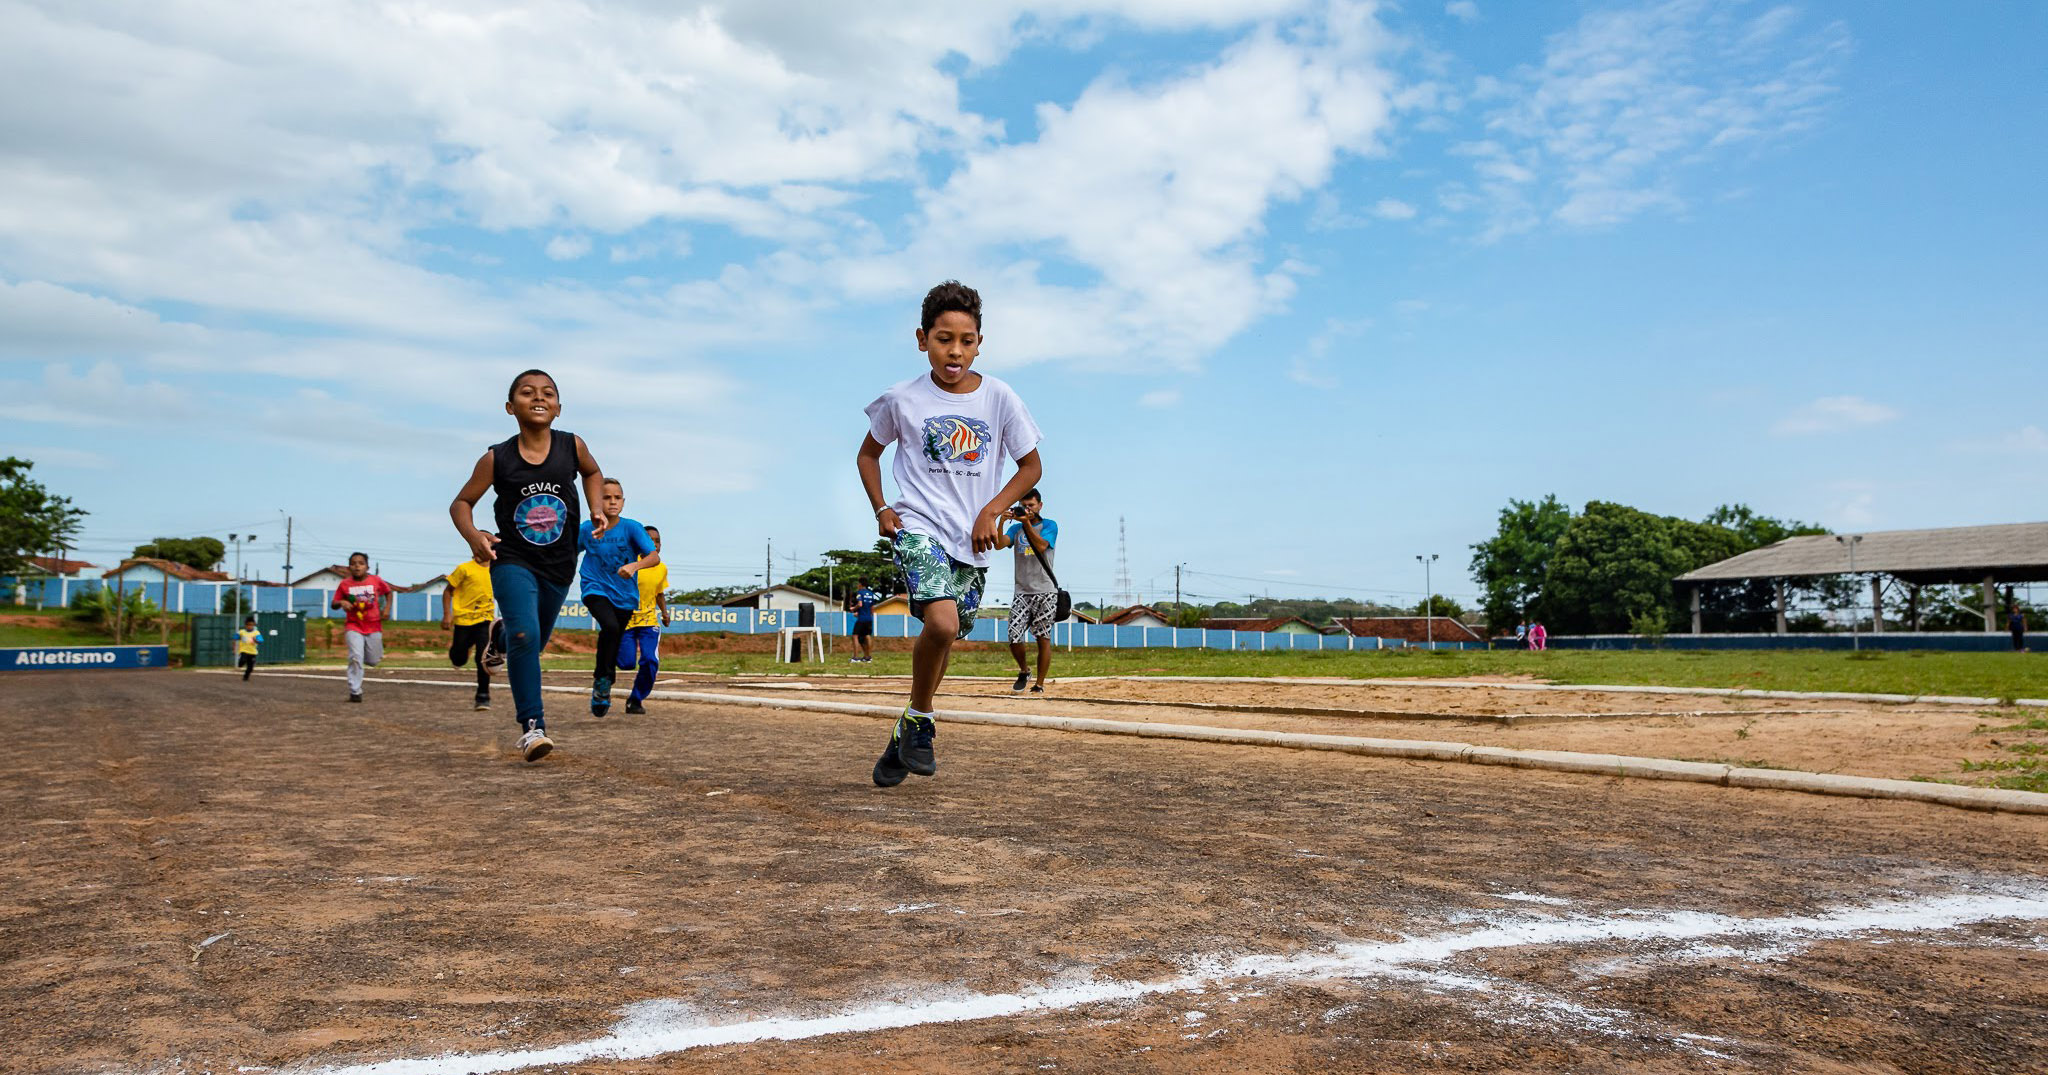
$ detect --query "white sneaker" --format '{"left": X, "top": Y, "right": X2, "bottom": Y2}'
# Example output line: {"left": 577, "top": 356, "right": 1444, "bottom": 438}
{"left": 518, "top": 726, "right": 554, "bottom": 763}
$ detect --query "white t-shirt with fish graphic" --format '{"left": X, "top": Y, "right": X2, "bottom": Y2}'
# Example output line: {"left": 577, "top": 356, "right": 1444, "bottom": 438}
{"left": 865, "top": 372, "right": 1042, "bottom": 568}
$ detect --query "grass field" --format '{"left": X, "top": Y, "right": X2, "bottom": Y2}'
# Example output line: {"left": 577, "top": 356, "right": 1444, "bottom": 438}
{"left": 5, "top": 605, "right": 2041, "bottom": 699}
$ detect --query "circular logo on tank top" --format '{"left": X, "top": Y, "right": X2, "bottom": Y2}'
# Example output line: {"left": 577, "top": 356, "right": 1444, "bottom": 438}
{"left": 514, "top": 493, "right": 568, "bottom": 546}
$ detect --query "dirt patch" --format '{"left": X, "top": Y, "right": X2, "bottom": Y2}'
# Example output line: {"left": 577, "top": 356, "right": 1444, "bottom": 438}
{"left": 3, "top": 669, "right": 2046, "bottom": 1075}
{"left": 679, "top": 674, "right": 2037, "bottom": 788}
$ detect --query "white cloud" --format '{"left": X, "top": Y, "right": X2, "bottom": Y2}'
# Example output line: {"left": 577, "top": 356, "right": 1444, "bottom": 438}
{"left": 1371, "top": 197, "right": 1418, "bottom": 220}
{"left": 545, "top": 234, "right": 593, "bottom": 261}
{"left": 0, "top": 362, "right": 195, "bottom": 428}
{"left": 0, "top": 0, "right": 1385, "bottom": 386}
{"left": 901, "top": 3, "right": 1397, "bottom": 367}
{"left": 0, "top": 281, "right": 206, "bottom": 358}
{"left": 1287, "top": 316, "right": 1368, "bottom": 388}
{"left": 1445, "top": 2, "right": 1479, "bottom": 24}
{"left": 1772, "top": 395, "right": 1900, "bottom": 436}
{"left": 1138, "top": 389, "right": 1182, "bottom": 409}
{"left": 1450, "top": 0, "right": 1849, "bottom": 239}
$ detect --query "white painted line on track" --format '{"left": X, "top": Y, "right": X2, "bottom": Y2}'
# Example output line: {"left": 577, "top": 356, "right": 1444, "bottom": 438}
{"left": 282, "top": 886, "right": 2048, "bottom": 1075}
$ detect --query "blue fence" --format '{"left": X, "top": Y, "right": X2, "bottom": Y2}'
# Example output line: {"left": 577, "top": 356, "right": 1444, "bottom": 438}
{"left": 8, "top": 577, "right": 1479, "bottom": 652}
{"left": 1529, "top": 632, "right": 2035, "bottom": 653}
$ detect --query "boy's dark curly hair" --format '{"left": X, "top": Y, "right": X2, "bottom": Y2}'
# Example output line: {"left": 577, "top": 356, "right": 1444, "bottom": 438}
{"left": 920, "top": 280, "right": 982, "bottom": 332}
{"left": 507, "top": 368, "right": 556, "bottom": 402}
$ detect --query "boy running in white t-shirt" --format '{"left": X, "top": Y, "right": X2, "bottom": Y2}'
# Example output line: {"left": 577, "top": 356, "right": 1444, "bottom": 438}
{"left": 857, "top": 280, "right": 1043, "bottom": 787}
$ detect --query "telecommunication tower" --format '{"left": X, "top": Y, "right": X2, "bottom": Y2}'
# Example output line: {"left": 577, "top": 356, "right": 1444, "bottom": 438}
{"left": 1113, "top": 516, "right": 1138, "bottom": 606}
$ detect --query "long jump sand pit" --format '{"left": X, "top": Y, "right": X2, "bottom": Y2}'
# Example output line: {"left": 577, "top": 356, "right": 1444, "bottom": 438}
{"left": 686, "top": 673, "right": 2037, "bottom": 787}
{"left": 5, "top": 668, "right": 2048, "bottom": 1074}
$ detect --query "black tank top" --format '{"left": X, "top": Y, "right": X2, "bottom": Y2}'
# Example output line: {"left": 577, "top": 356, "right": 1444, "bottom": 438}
{"left": 491, "top": 430, "right": 581, "bottom": 586}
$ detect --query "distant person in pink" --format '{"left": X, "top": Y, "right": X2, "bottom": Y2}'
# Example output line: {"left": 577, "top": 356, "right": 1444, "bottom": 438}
{"left": 1529, "top": 622, "right": 1547, "bottom": 650}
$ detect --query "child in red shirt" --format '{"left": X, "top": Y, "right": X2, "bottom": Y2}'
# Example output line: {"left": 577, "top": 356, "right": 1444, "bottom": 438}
{"left": 330, "top": 552, "right": 394, "bottom": 702}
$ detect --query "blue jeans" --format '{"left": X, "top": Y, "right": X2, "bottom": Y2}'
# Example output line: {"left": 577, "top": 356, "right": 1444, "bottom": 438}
{"left": 617, "top": 625, "right": 661, "bottom": 704}
{"left": 490, "top": 562, "right": 567, "bottom": 730}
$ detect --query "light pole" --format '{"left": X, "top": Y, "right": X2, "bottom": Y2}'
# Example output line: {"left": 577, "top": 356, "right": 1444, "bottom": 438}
{"left": 1836, "top": 534, "right": 1863, "bottom": 651}
{"left": 1416, "top": 553, "right": 1438, "bottom": 648}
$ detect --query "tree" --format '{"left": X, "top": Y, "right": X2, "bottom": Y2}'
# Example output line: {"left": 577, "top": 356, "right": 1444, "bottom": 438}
{"left": 132, "top": 536, "right": 225, "bottom": 571}
{"left": 1543, "top": 502, "right": 1747, "bottom": 634}
{"left": 672, "top": 585, "right": 757, "bottom": 606}
{"left": 1409, "top": 595, "right": 1468, "bottom": 619}
{"left": 784, "top": 540, "right": 899, "bottom": 601}
{"left": 1468, "top": 494, "right": 1571, "bottom": 632}
{"left": 0, "top": 457, "right": 88, "bottom": 578}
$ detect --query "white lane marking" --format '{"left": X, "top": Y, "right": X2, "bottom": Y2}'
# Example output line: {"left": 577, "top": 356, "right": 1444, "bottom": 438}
{"left": 288, "top": 886, "right": 2048, "bottom": 1075}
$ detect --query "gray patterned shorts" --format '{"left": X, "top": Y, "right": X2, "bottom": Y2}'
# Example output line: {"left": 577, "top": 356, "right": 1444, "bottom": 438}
{"left": 1008, "top": 592, "right": 1058, "bottom": 642}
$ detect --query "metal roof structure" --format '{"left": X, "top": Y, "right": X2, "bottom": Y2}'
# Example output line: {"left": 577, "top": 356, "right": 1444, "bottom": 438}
{"left": 1676, "top": 522, "right": 2048, "bottom": 585}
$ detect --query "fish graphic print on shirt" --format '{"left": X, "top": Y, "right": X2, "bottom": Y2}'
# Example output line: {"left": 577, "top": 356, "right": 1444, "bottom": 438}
{"left": 921, "top": 415, "right": 995, "bottom": 466}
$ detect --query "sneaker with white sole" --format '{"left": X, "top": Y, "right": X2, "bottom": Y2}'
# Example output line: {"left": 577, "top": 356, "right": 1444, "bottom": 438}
{"left": 518, "top": 725, "right": 554, "bottom": 763}
{"left": 1012, "top": 671, "right": 1030, "bottom": 692}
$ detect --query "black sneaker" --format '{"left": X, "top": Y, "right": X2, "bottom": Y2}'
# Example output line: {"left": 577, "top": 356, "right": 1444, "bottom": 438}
{"left": 474, "top": 696, "right": 490, "bottom": 711}
{"left": 591, "top": 675, "right": 612, "bottom": 718}
{"left": 624, "top": 700, "right": 645, "bottom": 715}
{"left": 872, "top": 734, "right": 909, "bottom": 787}
{"left": 896, "top": 710, "right": 937, "bottom": 777}
{"left": 1012, "top": 671, "right": 1030, "bottom": 692}
{"left": 348, "top": 692, "right": 362, "bottom": 703}
{"left": 1029, "top": 684, "right": 1045, "bottom": 694}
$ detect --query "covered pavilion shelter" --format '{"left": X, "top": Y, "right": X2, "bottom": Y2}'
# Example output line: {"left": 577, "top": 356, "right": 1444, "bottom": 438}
{"left": 1675, "top": 521, "right": 2048, "bottom": 634}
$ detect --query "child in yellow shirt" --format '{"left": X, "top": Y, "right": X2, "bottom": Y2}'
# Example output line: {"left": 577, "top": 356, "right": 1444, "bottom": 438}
{"left": 236, "top": 617, "right": 261, "bottom": 681}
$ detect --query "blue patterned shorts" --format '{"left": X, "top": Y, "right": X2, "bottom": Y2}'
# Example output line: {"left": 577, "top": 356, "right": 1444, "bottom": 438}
{"left": 892, "top": 531, "right": 985, "bottom": 640}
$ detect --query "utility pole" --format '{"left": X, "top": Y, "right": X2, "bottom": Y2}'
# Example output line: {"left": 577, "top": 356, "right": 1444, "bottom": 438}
{"left": 765, "top": 539, "right": 772, "bottom": 589}
{"left": 282, "top": 515, "right": 294, "bottom": 589}
{"left": 1174, "top": 564, "right": 1184, "bottom": 618}
{"left": 158, "top": 539, "right": 171, "bottom": 647}
{"left": 1416, "top": 553, "right": 1438, "bottom": 648}
{"left": 1836, "top": 534, "right": 1863, "bottom": 651}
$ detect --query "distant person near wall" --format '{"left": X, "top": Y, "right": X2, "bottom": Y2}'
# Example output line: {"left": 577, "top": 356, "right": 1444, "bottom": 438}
{"left": 1529, "top": 621, "right": 1547, "bottom": 651}
{"left": 2013, "top": 604, "right": 2028, "bottom": 652}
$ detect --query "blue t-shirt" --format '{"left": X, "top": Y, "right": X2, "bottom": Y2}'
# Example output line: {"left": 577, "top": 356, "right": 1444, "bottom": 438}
{"left": 1004, "top": 518, "right": 1058, "bottom": 550}
{"left": 852, "top": 587, "right": 881, "bottom": 622}
{"left": 577, "top": 517, "right": 655, "bottom": 611}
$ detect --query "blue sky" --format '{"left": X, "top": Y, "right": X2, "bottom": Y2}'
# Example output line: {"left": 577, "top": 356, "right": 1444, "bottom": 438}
{"left": 2, "top": 0, "right": 2043, "bottom": 609}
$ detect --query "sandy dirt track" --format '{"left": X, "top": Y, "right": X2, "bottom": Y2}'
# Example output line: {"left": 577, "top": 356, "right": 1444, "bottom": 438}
{"left": 680, "top": 672, "right": 2035, "bottom": 787}
{"left": 3, "top": 668, "right": 2047, "bottom": 1074}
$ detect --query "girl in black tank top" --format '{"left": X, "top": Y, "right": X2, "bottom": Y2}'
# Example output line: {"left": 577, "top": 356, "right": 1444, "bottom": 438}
{"left": 491, "top": 430, "right": 581, "bottom": 587}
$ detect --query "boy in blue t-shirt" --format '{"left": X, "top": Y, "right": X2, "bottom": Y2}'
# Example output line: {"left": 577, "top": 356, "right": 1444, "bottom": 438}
{"left": 847, "top": 581, "right": 882, "bottom": 664}
{"left": 577, "top": 478, "right": 659, "bottom": 717}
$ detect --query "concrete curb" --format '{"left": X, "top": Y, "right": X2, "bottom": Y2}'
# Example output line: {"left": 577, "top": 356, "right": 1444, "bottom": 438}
{"left": 712, "top": 681, "right": 1818, "bottom": 727}
{"left": 203, "top": 671, "right": 2048, "bottom": 816}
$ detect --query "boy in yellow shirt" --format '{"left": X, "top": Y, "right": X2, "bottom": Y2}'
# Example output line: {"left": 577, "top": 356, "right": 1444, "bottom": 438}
{"left": 442, "top": 542, "right": 498, "bottom": 710}
{"left": 236, "top": 616, "right": 261, "bottom": 681}
{"left": 617, "top": 525, "right": 670, "bottom": 715}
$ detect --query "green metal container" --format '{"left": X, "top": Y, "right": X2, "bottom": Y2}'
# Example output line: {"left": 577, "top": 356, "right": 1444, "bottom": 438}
{"left": 190, "top": 611, "right": 308, "bottom": 667}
